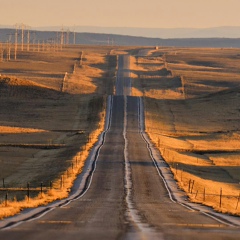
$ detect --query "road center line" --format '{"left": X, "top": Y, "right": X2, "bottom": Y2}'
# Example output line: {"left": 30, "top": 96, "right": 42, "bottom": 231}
{"left": 123, "top": 96, "right": 164, "bottom": 240}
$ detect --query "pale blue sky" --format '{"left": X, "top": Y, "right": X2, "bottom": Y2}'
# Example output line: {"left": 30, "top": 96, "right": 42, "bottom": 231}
{"left": 1, "top": 0, "right": 240, "bottom": 28}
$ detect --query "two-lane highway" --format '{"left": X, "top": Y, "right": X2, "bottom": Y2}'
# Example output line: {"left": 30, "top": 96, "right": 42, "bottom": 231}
{"left": 0, "top": 54, "right": 240, "bottom": 239}
{"left": 116, "top": 55, "right": 131, "bottom": 96}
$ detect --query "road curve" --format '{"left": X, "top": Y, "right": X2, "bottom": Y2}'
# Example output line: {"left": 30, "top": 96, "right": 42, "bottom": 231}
{"left": 0, "top": 54, "right": 240, "bottom": 240}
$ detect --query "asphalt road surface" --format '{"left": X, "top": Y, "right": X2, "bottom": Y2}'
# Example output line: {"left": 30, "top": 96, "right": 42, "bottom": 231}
{"left": 116, "top": 55, "right": 131, "bottom": 96}
{"left": 0, "top": 54, "right": 240, "bottom": 239}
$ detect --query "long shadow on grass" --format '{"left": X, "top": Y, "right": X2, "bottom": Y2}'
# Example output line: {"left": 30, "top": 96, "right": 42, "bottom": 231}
{"left": 172, "top": 161, "right": 239, "bottom": 184}
{"left": 0, "top": 79, "right": 104, "bottom": 189}
{"left": 131, "top": 68, "right": 172, "bottom": 77}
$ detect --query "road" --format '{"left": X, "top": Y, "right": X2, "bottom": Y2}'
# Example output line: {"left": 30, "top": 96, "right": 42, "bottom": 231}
{"left": 116, "top": 55, "right": 131, "bottom": 96}
{"left": 0, "top": 54, "right": 240, "bottom": 239}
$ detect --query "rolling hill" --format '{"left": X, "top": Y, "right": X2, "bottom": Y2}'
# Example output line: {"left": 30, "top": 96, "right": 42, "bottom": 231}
{"left": 1, "top": 28, "right": 240, "bottom": 47}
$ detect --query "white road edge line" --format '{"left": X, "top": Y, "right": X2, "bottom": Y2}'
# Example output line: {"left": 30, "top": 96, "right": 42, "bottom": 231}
{"left": 1, "top": 95, "right": 114, "bottom": 230}
{"left": 137, "top": 97, "right": 238, "bottom": 228}
{"left": 124, "top": 96, "right": 164, "bottom": 240}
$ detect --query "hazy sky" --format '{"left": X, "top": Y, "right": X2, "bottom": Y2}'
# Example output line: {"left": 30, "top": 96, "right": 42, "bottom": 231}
{"left": 1, "top": 0, "right": 240, "bottom": 28}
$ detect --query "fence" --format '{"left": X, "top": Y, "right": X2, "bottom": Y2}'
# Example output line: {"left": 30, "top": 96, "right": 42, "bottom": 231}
{"left": 0, "top": 155, "right": 83, "bottom": 207}
{"left": 0, "top": 129, "right": 96, "bottom": 208}
{"left": 149, "top": 134, "right": 240, "bottom": 213}
{"left": 171, "top": 163, "right": 240, "bottom": 212}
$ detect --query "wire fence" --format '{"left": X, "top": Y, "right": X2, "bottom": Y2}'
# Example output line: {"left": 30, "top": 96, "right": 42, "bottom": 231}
{"left": 0, "top": 154, "right": 83, "bottom": 207}
{"left": 171, "top": 164, "right": 240, "bottom": 212}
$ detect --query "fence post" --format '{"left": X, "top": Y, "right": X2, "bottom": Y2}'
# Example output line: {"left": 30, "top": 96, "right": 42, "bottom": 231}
{"left": 236, "top": 192, "right": 240, "bottom": 210}
{"left": 203, "top": 187, "right": 206, "bottom": 201}
{"left": 220, "top": 188, "right": 222, "bottom": 208}
{"left": 61, "top": 175, "right": 63, "bottom": 189}
{"left": 188, "top": 179, "right": 191, "bottom": 193}
{"left": 2, "top": 178, "right": 5, "bottom": 188}
{"left": 195, "top": 190, "right": 198, "bottom": 199}
{"left": 27, "top": 182, "right": 30, "bottom": 202}
{"left": 5, "top": 191, "right": 8, "bottom": 207}
{"left": 50, "top": 181, "right": 53, "bottom": 189}
{"left": 191, "top": 180, "right": 195, "bottom": 194}
{"left": 41, "top": 182, "right": 43, "bottom": 197}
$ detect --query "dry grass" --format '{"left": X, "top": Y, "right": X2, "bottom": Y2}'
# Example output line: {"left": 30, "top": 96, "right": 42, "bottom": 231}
{"left": 131, "top": 47, "right": 240, "bottom": 215}
{"left": 130, "top": 54, "right": 184, "bottom": 100}
{"left": 0, "top": 126, "right": 47, "bottom": 133}
{"left": 66, "top": 53, "right": 105, "bottom": 94}
{"left": 0, "top": 45, "right": 114, "bottom": 219}
{"left": 0, "top": 101, "right": 106, "bottom": 220}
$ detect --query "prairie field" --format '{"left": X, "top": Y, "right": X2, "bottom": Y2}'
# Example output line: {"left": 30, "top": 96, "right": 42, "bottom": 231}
{"left": 0, "top": 45, "right": 240, "bottom": 219}
{"left": 131, "top": 47, "right": 240, "bottom": 215}
{"left": 0, "top": 44, "right": 120, "bottom": 218}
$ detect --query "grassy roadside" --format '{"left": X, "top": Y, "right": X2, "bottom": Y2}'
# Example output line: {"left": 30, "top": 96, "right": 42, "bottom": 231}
{"left": 131, "top": 48, "right": 240, "bottom": 216}
{"left": 0, "top": 95, "right": 106, "bottom": 220}
{"left": 0, "top": 46, "right": 118, "bottom": 219}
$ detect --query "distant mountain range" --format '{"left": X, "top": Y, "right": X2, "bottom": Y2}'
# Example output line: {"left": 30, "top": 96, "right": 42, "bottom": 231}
{"left": 1, "top": 25, "right": 240, "bottom": 39}
{"left": 4, "top": 26, "right": 240, "bottom": 39}
{"left": 1, "top": 27, "right": 240, "bottom": 47}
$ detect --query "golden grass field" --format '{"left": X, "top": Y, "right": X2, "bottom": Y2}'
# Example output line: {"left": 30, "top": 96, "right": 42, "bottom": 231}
{"left": 0, "top": 45, "right": 240, "bottom": 219}
{"left": 131, "top": 47, "right": 240, "bottom": 215}
{"left": 0, "top": 44, "right": 122, "bottom": 219}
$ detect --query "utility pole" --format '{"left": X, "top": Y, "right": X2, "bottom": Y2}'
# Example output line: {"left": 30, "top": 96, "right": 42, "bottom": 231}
{"left": 5, "top": 42, "right": 8, "bottom": 62}
{"left": 55, "top": 32, "right": 59, "bottom": 52}
{"left": 66, "top": 29, "right": 70, "bottom": 45}
{"left": 15, "top": 26, "right": 18, "bottom": 60}
{"left": 7, "top": 41, "right": 11, "bottom": 61}
{"left": 0, "top": 43, "right": 4, "bottom": 62}
{"left": 73, "top": 30, "right": 76, "bottom": 45}
{"left": 61, "top": 26, "right": 64, "bottom": 50}
{"left": 27, "top": 29, "right": 30, "bottom": 51}
{"left": 56, "top": 32, "right": 59, "bottom": 45}
{"left": 21, "top": 23, "right": 25, "bottom": 51}
{"left": 32, "top": 32, "right": 36, "bottom": 51}
{"left": 38, "top": 40, "right": 40, "bottom": 52}
{"left": 8, "top": 42, "right": 11, "bottom": 61}
{"left": 6, "top": 34, "right": 12, "bottom": 61}
{"left": 52, "top": 40, "right": 54, "bottom": 52}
